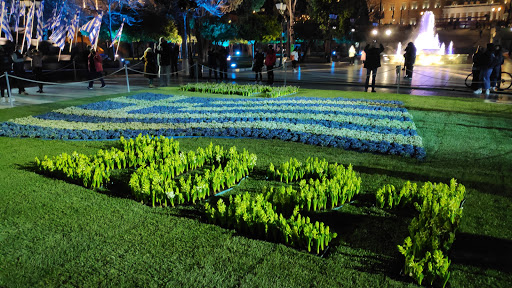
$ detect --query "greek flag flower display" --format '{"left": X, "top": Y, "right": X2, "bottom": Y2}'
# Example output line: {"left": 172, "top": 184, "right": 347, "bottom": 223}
{"left": 0, "top": 93, "right": 426, "bottom": 159}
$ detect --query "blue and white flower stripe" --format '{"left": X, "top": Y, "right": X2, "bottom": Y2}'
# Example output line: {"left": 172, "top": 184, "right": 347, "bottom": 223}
{"left": 0, "top": 93, "right": 426, "bottom": 159}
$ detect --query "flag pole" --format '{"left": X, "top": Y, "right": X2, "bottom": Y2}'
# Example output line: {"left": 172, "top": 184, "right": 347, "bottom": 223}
{"left": 21, "top": 1, "right": 35, "bottom": 52}
{"left": 69, "top": 12, "right": 78, "bottom": 53}
{"left": 0, "top": 2, "right": 5, "bottom": 40}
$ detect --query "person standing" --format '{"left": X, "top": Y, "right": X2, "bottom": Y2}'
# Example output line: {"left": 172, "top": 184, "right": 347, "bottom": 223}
{"left": 403, "top": 42, "right": 417, "bottom": 79}
{"left": 291, "top": 48, "right": 299, "bottom": 72}
{"left": 207, "top": 46, "right": 218, "bottom": 81}
{"left": 217, "top": 46, "right": 228, "bottom": 81}
{"left": 363, "top": 41, "right": 384, "bottom": 92}
{"left": 141, "top": 43, "right": 157, "bottom": 88}
{"left": 170, "top": 43, "right": 179, "bottom": 77}
{"left": 156, "top": 37, "right": 171, "bottom": 87}
{"left": 471, "top": 45, "right": 484, "bottom": 92}
{"left": 29, "top": 49, "right": 44, "bottom": 93}
{"left": 0, "top": 46, "right": 12, "bottom": 102}
{"left": 491, "top": 44, "right": 504, "bottom": 91}
{"left": 348, "top": 45, "right": 356, "bottom": 65}
{"left": 474, "top": 43, "right": 496, "bottom": 96}
{"left": 253, "top": 48, "right": 264, "bottom": 83}
{"left": 11, "top": 46, "right": 28, "bottom": 95}
{"left": 87, "top": 49, "right": 105, "bottom": 89}
{"left": 265, "top": 45, "right": 276, "bottom": 85}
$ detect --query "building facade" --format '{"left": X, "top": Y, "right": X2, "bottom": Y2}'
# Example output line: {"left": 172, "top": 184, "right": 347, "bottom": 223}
{"left": 368, "top": 0, "right": 510, "bottom": 26}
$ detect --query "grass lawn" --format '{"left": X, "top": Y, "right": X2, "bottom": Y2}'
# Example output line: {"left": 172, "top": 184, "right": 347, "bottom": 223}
{"left": 1, "top": 88, "right": 511, "bottom": 287}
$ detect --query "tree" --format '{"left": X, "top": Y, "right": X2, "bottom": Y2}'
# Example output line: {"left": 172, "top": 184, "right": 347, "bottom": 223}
{"left": 237, "top": 13, "right": 280, "bottom": 43}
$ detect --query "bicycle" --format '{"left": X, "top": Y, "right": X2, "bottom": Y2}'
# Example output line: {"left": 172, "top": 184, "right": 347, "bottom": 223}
{"left": 465, "top": 71, "right": 512, "bottom": 90}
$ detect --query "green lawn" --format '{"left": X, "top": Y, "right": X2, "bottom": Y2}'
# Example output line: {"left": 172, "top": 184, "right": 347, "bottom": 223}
{"left": 1, "top": 88, "right": 511, "bottom": 287}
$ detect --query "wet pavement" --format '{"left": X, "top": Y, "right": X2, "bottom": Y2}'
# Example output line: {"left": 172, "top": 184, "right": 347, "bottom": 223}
{"left": 1, "top": 57, "right": 511, "bottom": 110}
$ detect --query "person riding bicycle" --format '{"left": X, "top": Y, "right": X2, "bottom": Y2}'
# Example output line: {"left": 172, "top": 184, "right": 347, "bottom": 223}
{"left": 490, "top": 45, "right": 504, "bottom": 91}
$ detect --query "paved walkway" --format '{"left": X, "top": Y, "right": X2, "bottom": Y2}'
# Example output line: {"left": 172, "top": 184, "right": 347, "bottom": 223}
{"left": 1, "top": 58, "right": 511, "bottom": 110}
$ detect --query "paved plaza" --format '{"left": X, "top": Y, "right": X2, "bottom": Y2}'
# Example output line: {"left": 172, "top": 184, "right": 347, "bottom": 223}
{"left": 1, "top": 58, "right": 511, "bottom": 109}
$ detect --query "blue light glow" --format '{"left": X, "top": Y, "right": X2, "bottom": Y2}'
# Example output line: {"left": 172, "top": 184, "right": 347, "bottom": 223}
{"left": 230, "top": 63, "right": 237, "bottom": 68}
{"left": 235, "top": 51, "right": 241, "bottom": 56}
{"left": 332, "top": 51, "right": 336, "bottom": 55}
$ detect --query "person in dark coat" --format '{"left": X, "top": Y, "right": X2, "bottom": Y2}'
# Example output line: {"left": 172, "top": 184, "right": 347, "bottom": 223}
{"left": 403, "top": 42, "right": 417, "bottom": 79}
{"left": 207, "top": 46, "right": 218, "bottom": 81}
{"left": 0, "top": 45, "right": 12, "bottom": 102}
{"left": 471, "top": 45, "right": 484, "bottom": 91}
{"left": 253, "top": 48, "right": 264, "bottom": 83}
{"left": 217, "top": 46, "right": 228, "bottom": 80}
{"left": 156, "top": 37, "right": 171, "bottom": 87}
{"left": 141, "top": 43, "right": 158, "bottom": 87}
{"left": 11, "top": 45, "right": 27, "bottom": 95}
{"left": 490, "top": 44, "right": 504, "bottom": 91}
{"left": 87, "top": 49, "right": 106, "bottom": 89}
{"left": 265, "top": 45, "right": 276, "bottom": 85}
{"left": 170, "top": 43, "right": 179, "bottom": 77}
{"left": 363, "top": 41, "right": 384, "bottom": 92}
{"left": 474, "top": 43, "right": 497, "bottom": 96}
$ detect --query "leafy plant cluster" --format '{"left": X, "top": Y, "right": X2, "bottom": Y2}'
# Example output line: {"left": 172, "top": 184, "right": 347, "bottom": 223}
{"left": 204, "top": 193, "right": 337, "bottom": 254}
{"left": 265, "top": 157, "right": 361, "bottom": 212}
{"left": 129, "top": 142, "right": 257, "bottom": 207}
{"left": 376, "top": 179, "right": 466, "bottom": 287}
{"left": 179, "top": 83, "right": 299, "bottom": 97}
{"left": 35, "top": 134, "right": 257, "bottom": 206}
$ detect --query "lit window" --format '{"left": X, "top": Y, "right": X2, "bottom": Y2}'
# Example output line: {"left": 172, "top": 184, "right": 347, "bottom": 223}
{"left": 390, "top": 4, "right": 395, "bottom": 11}
{"left": 401, "top": 3, "right": 407, "bottom": 10}
{"left": 423, "top": 1, "right": 429, "bottom": 9}
{"left": 435, "top": 1, "right": 440, "bottom": 8}
{"left": 412, "top": 2, "right": 418, "bottom": 9}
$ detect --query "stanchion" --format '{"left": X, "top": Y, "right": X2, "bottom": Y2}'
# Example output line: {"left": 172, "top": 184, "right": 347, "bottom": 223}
{"left": 5, "top": 72, "right": 12, "bottom": 107}
{"left": 195, "top": 63, "right": 198, "bottom": 83}
{"left": 395, "top": 65, "right": 401, "bottom": 94}
{"left": 73, "top": 60, "right": 77, "bottom": 81}
{"left": 124, "top": 64, "right": 130, "bottom": 93}
{"left": 284, "top": 60, "right": 287, "bottom": 86}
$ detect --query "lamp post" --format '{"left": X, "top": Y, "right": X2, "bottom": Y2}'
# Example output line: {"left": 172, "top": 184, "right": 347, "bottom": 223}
{"left": 329, "top": 14, "right": 338, "bottom": 62}
{"left": 276, "top": 2, "right": 286, "bottom": 66}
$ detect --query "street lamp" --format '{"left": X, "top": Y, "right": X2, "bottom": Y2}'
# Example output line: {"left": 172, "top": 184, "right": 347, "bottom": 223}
{"left": 275, "top": 2, "right": 286, "bottom": 66}
{"left": 372, "top": 29, "right": 378, "bottom": 36}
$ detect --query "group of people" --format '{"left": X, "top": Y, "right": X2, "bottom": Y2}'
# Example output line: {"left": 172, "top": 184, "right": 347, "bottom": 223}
{"left": 0, "top": 44, "right": 44, "bottom": 102}
{"left": 251, "top": 45, "right": 277, "bottom": 85}
{"left": 207, "top": 45, "right": 229, "bottom": 81}
{"left": 471, "top": 43, "right": 504, "bottom": 95}
{"left": 140, "top": 38, "right": 180, "bottom": 88}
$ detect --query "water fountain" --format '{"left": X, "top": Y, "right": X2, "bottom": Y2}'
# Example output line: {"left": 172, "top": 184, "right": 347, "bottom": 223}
{"left": 388, "top": 11, "right": 468, "bottom": 65}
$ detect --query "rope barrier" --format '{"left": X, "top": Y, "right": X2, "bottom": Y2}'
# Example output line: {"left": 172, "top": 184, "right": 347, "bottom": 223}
{"left": 6, "top": 67, "right": 126, "bottom": 86}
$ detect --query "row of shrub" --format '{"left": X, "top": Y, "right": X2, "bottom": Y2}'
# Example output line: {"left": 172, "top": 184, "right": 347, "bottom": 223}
{"left": 204, "top": 193, "right": 337, "bottom": 254}
{"left": 179, "top": 82, "right": 299, "bottom": 97}
{"left": 376, "top": 179, "right": 465, "bottom": 287}
{"left": 35, "top": 135, "right": 257, "bottom": 198}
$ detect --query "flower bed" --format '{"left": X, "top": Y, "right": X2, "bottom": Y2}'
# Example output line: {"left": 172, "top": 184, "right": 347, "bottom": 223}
{"left": 179, "top": 83, "right": 299, "bottom": 97}
{"left": 0, "top": 93, "right": 426, "bottom": 159}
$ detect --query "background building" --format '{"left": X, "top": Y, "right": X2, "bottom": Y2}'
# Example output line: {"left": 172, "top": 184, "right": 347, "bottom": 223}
{"left": 368, "top": 0, "right": 510, "bottom": 27}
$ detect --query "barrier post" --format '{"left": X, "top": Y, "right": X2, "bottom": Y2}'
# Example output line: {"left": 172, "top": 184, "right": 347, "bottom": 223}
{"left": 283, "top": 60, "right": 287, "bottom": 86}
{"left": 73, "top": 60, "right": 77, "bottom": 81}
{"left": 195, "top": 62, "right": 198, "bottom": 83}
{"left": 395, "top": 65, "right": 401, "bottom": 94}
{"left": 124, "top": 64, "right": 130, "bottom": 93}
{"left": 5, "top": 72, "right": 12, "bottom": 106}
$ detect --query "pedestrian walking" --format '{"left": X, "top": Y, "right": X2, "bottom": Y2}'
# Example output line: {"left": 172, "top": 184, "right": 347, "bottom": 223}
{"left": 11, "top": 45, "right": 28, "bottom": 95}
{"left": 348, "top": 45, "right": 356, "bottom": 65}
{"left": 253, "top": 48, "right": 264, "bottom": 83}
{"left": 28, "top": 49, "right": 44, "bottom": 93}
{"left": 474, "top": 43, "right": 497, "bottom": 96}
{"left": 265, "top": 45, "right": 276, "bottom": 85}
{"left": 141, "top": 43, "right": 157, "bottom": 88}
{"left": 291, "top": 48, "right": 299, "bottom": 72}
{"left": 363, "top": 41, "right": 384, "bottom": 92}
{"left": 403, "top": 42, "right": 417, "bottom": 79}
{"left": 207, "top": 46, "right": 218, "bottom": 81}
{"left": 156, "top": 37, "right": 171, "bottom": 87}
{"left": 87, "top": 49, "right": 106, "bottom": 89}
{"left": 0, "top": 45, "right": 12, "bottom": 102}
{"left": 491, "top": 44, "right": 504, "bottom": 91}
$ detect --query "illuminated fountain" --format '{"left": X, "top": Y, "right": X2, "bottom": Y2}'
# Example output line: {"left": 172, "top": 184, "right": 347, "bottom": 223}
{"left": 388, "top": 11, "right": 468, "bottom": 65}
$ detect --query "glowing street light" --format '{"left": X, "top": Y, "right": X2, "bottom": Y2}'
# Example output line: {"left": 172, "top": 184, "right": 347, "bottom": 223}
{"left": 372, "top": 29, "right": 378, "bottom": 36}
{"left": 385, "top": 29, "right": 392, "bottom": 36}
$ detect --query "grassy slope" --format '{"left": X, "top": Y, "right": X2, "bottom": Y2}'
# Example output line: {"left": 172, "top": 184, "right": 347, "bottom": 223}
{"left": 0, "top": 88, "right": 511, "bottom": 287}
